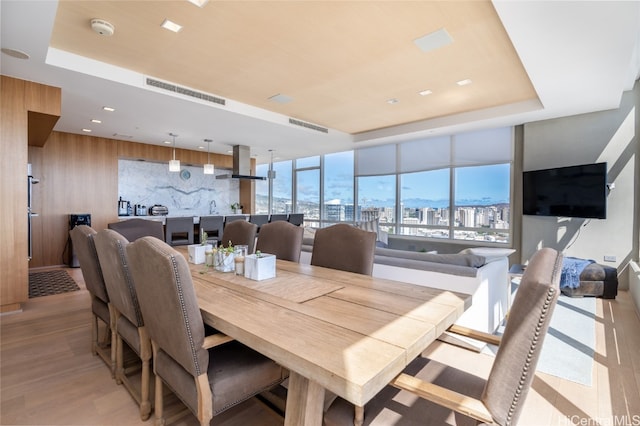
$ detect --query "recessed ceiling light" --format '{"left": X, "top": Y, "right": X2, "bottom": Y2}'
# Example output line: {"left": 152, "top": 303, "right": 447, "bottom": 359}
{"left": 198, "top": 146, "right": 205, "bottom": 150}
{"left": 268, "top": 94, "right": 293, "bottom": 104}
{"left": 103, "top": 106, "right": 115, "bottom": 112}
{"left": 1, "top": 48, "right": 30, "bottom": 60}
{"left": 91, "top": 119, "right": 102, "bottom": 123}
{"left": 188, "top": 0, "right": 209, "bottom": 7}
{"left": 161, "top": 19, "right": 183, "bottom": 33}
{"left": 419, "top": 89, "right": 433, "bottom": 96}
{"left": 164, "top": 140, "right": 172, "bottom": 144}
{"left": 456, "top": 79, "right": 473, "bottom": 86}
{"left": 387, "top": 98, "right": 399, "bottom": 104}
{"left": 414, "top": 28, "right": 453, "bottom": 53}
{"left": 82, "top": 128, "right": 92, "bottom": 133}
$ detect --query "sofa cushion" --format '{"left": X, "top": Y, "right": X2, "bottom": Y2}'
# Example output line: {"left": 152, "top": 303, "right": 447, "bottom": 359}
{"left": 375, "top": 247, "right": 486, "bottom": 267}
{"left": 374, "top": 255, "right": 481, "bottom": 277}
{"left": 459, "top": 247, "right": 515, "bottom": 263}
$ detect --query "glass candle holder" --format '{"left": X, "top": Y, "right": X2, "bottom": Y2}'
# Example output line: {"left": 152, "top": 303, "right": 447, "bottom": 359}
{"left": 234, "top": 245, "right": 248, "bottom": 275}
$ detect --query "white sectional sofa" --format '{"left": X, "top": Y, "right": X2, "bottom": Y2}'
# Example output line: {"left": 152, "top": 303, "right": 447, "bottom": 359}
{"left": 300, "top": 239, "right": 513, "bottom": 350}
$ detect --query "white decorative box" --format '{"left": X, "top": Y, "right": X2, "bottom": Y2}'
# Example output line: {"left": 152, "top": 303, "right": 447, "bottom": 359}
{"left": 188, "top": 244, "right": 212, "bottom": 264}
{"left": 244, "top": 253, "right": 276, "bottom": 281}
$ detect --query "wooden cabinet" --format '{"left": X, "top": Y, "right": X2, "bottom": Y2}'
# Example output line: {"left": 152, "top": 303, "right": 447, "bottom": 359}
{"left": 1, "top": 76, "right": 61, "bottom": 312}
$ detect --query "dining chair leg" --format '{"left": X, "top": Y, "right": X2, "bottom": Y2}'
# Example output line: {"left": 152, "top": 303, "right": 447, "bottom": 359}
{"left": 139, "top": 328, "right": 152, "bottom": 421}
{"left": 115, "top": 334, "right": 124, "bottom": 385}
{"left": 91, "top": 315, "right": 98, "bottom": 356}
{"left": 154, "top": 373, "right": 165, "bottom": 426}
{"left": 109, "top": 307, "right": 117, "bottom": 378}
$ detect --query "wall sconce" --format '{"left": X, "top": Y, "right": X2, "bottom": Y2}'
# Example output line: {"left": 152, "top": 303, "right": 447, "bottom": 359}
{"left": 169, "top": 132, "right": 180, "bottom": 172}
{"left": 203, "top": 139, "right": 215, "bottom": 175}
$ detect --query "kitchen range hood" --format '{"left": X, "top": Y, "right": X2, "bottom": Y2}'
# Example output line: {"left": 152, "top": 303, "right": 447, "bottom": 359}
{"left": 216, "top": 145, "right": 266, "bottom": 180}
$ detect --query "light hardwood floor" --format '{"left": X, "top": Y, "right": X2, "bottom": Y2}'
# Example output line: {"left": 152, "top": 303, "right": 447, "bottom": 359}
{"left": 1, "top": 267, "right": 639, "bottom": 425}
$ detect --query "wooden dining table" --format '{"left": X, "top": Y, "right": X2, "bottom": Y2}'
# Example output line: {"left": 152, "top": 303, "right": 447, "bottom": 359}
{"left": 176, "top": 247, "right": 470, "bottom": 426}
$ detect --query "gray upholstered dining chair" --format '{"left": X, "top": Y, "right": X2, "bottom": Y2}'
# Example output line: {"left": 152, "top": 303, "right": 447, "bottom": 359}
{"left": 323, "top": 247, "right": 563, "bottom": 426}
{"left": 69, "top": 225, "right": 114, "bottom": 377}
{"left": 126, "top": 236, "right": 287, "bottom": 426}
{"left": 108, "top": 218, "right": 164, "bottom": 242}
{"left": 310, "top": 223, "right": 377, "bottom": 275}
{"left": 165, "top": 216, "right": 194, "bottom": 246}
{"left": 220, "top": 219, "right": 258, "bottom": 254}
{"left": 255, "top": 220, "right": 304, "bottom": 262}
{"left": 94, "top": 229, "right": 151, "bottom": 420}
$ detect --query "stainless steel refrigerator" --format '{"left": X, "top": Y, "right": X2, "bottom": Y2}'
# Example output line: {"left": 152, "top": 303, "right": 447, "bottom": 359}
{"left": 27, "top": 163, "right": 39, "bottom": 261}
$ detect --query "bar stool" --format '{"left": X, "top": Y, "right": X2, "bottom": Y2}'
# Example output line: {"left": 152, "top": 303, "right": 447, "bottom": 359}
{"left": 199, "top": 215, "right": 224, "bottom": 245}
{"left": 268, "top": 214, "right": 288, "bottom": 223}
{"left": 287, "top": 213, "right": 304, "bottom": 226}
{"left": 164, "top": 217, "right": 194, "bottom": 246}
{"left": 249, "top": 214, "right": 269, "bottom": 233}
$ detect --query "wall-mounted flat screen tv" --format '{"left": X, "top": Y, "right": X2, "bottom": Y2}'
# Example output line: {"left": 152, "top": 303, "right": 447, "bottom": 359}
{"left": 523, "top": 162, "right": 607, "bottom": 219}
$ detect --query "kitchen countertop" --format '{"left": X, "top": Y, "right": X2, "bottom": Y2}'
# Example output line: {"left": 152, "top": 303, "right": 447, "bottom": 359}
{"left": 117, "top": 214, "right": 249, "bottom": 225}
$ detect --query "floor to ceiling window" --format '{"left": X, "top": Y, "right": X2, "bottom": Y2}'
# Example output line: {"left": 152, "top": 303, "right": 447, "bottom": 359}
{"left": 323, "top": 151, "right": 354, "bottom": 223}
{"left": 256, "top": 126, "right": 512, "bottom": 245}
{"left": 294, "top": 156, "right": 320, "bottom": 226}
{"left": 399, "top": 168, "right": 450, "bottom": 238}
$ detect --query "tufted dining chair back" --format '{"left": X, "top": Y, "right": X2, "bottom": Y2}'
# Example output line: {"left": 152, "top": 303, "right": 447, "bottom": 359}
{"left": 311, "top": 223, "right": 376, "bottom": 275}
{"left": 482, "top": 247, "right": 562, "bottom": 425}
{"left": 126, "top": 236, "right": 286, "bottom": 425}
{"left": 94, "top": 229, "right": 152, "bottom": 420}
{"left": 255, "top": 220, "right": 304, "bottom": 262}
{"left": 69, "top": 225, "right": 113, "bottom": 375}
{"left": 220, "top": 219, "right": 258, "bottom": 254}
{"left": 324, "top": 247, "right": 562, "bottom": 426}
{"left": 107, "top": 218, "right": 164, "bottom": 242}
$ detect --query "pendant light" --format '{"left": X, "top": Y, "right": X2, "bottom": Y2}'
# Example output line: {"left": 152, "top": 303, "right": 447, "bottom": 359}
{"left": 203, "top": 139, "right": 214, "bottom": 175}
{"left": 168, "top": 132, "right": 180, "bottom": 172}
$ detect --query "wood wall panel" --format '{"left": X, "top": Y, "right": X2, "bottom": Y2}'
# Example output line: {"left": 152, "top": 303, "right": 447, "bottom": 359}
{"left": 24, "top": 80, "right": 61, "bottom": 116}
{"left": 28, "top": 111, "right": 60, "bottom": 147}
{"left": 25, "top": 81, "right": 61, "bottom": 147}
{"left": 118, "top": 140, "right": 171, "bottom": 162}
{"left": 1, "top": 76, "right": 29, "bottom": 311}
{"left": 28, "top": 132, "right": 119, "bottom": 267}
{"left": 31, "top": 132, "right": 252, "bottom": 267}
{"left": 117, "top": 140, "right": 234, "bottom": 169}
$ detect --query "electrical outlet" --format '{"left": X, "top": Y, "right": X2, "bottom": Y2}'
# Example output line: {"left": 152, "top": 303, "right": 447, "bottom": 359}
{"left": 603, "top": 255, "right": 616, "bottom": 262}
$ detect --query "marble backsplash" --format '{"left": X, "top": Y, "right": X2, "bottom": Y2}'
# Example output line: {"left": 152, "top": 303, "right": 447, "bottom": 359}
{"left": 118, "top": 159, "right": 239, "bottom": 217}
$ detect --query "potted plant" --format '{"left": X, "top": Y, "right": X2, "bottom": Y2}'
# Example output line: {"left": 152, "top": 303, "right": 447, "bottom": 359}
{"left": 214, "top": 240, "right": 236, "bottom": 272}
{"left": 230, "top": 202, "right": 243, "bottom": 214}
{"left": 188, "top": 231, "right": 213, "bottom": 265}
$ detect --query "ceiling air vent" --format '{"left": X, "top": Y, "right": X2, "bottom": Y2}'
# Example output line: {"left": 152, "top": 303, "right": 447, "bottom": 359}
{"left": 289, "top": 118, "right": 328, "bottom": 133}
{"left": 145, "top": 77, "right": 226, "bottom": 106}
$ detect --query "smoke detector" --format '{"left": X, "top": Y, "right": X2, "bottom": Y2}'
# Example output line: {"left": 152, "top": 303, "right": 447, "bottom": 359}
{"left": 90, "top": 19, "right": 115, "bottom": 36}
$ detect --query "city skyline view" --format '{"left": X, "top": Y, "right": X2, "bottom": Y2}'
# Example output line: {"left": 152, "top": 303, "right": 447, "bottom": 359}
{"left": 255, "top": 146, "right": 512, "bottom": 243}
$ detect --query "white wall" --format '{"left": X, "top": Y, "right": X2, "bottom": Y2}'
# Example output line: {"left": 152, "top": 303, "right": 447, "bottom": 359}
{"left": 521, "top": 82, "right": 639, "bottom": 289}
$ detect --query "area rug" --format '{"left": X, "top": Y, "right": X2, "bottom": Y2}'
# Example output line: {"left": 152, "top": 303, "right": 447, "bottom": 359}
{"left": 29, "top": 270, "right": 80, "bottom": 298}
{"left": 483, "top": 286, "right": 596, "bottom": 387}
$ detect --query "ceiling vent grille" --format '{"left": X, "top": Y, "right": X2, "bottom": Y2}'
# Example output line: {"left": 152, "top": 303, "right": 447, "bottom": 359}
{"left": 145, "top": 77, "right": 226, "bottom": 106}
{"left": 289, "top": 118, "right": 328, "bottom": 133}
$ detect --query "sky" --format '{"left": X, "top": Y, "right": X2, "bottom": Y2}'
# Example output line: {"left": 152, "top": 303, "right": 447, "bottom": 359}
{"left": 258, "top": 153, "right": 511, "bottom": 208}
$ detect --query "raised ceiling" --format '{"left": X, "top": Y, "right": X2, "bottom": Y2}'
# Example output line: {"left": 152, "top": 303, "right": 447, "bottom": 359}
{"left": 1, "top": 1, "right": 639, "bottom": 162}
{"left": 50, "top": 1, "right": 536, "bottom": 135}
